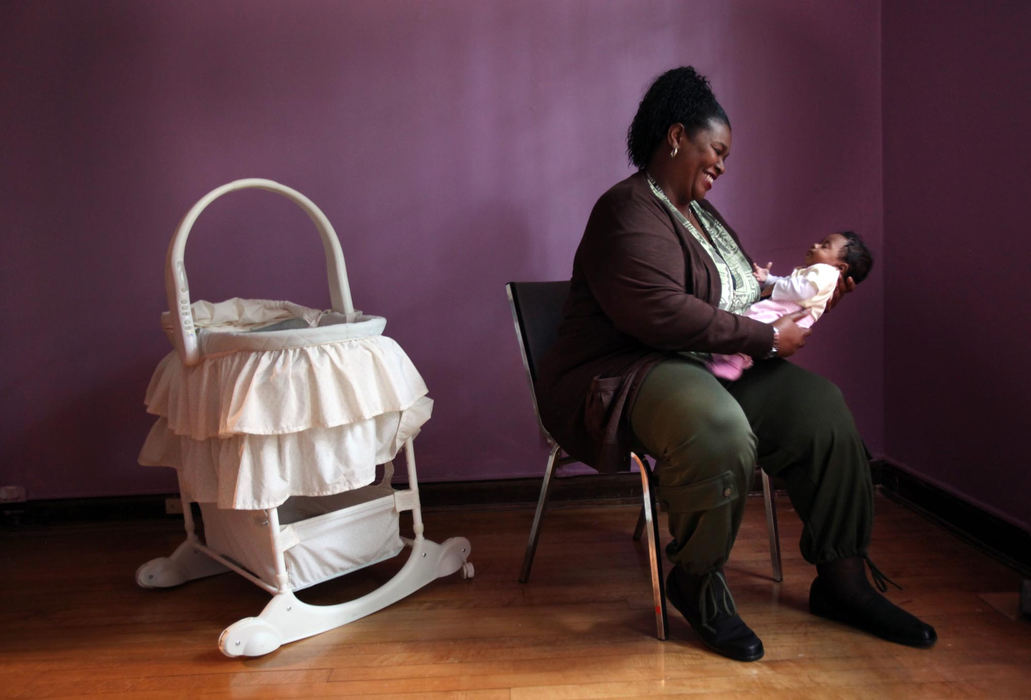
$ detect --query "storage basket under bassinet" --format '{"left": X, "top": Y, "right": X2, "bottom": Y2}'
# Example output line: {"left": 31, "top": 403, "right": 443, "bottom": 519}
{"left": 135, "top": 178, "right": 472, "bottom": 657}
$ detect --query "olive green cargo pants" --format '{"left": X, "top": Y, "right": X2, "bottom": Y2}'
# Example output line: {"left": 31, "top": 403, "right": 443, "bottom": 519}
{"left": 629, "top": 357, "right": 873, "bottom": 575}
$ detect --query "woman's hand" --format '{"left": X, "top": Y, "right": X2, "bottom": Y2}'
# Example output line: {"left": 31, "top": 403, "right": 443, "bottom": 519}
{"left": 771, "top": 310, "right": 811, "bottom": 358}
{"left": 825, "top": 273, "right": 856, "bottom": 312}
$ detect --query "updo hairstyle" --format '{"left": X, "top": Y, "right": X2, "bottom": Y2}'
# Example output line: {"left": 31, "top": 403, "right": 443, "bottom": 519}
{"left": 626, "top": 66, "right": 730, "bottom": 170}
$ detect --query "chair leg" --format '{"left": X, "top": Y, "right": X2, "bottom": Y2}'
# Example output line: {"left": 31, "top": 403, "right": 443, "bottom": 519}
{"left": 519, "top": 443, "right": 562, "bottom": 583}
{"left": 761, "top": 468, "right": 783, "bottom": 582}
{"left": 633, "top": 504, "right": 646, "bottom": 541}
{"left": 632, "top": 453, "right": 668, "bottom": 641}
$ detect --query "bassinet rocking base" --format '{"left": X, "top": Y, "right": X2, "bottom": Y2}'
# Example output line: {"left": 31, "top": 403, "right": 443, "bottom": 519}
{"left": 136, "top": 440, "right": 473, "bottom": 657}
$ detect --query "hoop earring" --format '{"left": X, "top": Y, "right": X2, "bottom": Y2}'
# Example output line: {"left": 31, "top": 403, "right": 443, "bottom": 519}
{"left": 670, "top": 145, "right": 679, "bottom": 158}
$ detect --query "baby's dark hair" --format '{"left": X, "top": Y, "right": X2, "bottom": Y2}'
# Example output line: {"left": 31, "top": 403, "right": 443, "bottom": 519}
{"left": 838, "top": 230, "right": 873, "bottom": 283}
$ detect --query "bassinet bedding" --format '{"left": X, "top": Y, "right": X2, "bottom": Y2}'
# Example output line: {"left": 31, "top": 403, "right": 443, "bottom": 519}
{"left": 139, "top": 298, "right": 432, "bottom": 509}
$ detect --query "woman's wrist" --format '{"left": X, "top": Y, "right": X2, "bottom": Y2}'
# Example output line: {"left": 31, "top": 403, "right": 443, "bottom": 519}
{"left": 767, "top": 325, "right": 780, "bottom": 358}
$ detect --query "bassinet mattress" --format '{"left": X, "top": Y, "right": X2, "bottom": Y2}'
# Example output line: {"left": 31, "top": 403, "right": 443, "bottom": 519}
{"left": 139, "top": 299, "right": 432, "bottom": 510}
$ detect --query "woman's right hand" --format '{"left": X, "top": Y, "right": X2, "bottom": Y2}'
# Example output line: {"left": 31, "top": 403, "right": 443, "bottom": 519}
{"left": 771, "top": 310, "right": 811, "bottom": 358}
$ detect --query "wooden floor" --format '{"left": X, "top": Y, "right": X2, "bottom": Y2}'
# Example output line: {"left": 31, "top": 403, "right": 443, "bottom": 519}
{"left": 1, "top": 493, "right": 1029, "bottom": 699}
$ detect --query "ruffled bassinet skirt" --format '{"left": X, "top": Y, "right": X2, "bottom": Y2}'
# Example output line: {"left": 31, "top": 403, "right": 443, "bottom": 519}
{"left": 139, "top": 299, "right": 432, "bottom": 510}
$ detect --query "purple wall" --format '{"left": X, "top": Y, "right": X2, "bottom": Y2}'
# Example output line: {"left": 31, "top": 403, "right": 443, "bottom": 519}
{"left": 883, "top": 1, "right": 1031, "bottom": 531}
{"left": 1, "top": 1, "right": 883, "bottom": 500}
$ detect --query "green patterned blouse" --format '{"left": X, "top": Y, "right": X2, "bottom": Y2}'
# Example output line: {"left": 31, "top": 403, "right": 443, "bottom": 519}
{"left": 647, "top": 175, "right": 760, "bottom": 313}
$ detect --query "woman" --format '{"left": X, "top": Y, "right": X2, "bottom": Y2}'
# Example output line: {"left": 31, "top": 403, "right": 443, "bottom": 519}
{"left": 536, "top": 67, "right": 936, "bottom": 662}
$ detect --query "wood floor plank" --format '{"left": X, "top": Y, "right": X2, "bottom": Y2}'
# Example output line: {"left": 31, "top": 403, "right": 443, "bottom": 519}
{"left": 2, "top": 493, "right": 1029, "bottom": 697}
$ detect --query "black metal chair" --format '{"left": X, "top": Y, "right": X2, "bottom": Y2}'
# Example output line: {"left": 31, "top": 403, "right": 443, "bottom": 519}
{"left": 505, "top": 280, "right": 783, "bottom": 641}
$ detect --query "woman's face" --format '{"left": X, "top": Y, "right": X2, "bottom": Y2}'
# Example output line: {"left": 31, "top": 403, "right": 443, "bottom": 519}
{"left": 676, "top": 119, "right": 731, "bottom": 202}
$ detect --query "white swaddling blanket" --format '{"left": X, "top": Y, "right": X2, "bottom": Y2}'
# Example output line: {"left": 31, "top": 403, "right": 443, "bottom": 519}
{"left": 139, "top": 299, "right": 432, "bottom": 510}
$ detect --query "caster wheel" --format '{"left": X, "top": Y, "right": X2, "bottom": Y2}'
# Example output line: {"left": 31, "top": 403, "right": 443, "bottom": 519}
{"left": 461, "top": 561, "right": 475, "bottom": 579}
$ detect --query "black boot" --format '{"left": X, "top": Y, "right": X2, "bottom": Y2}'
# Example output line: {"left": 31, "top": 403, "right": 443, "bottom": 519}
{"left": 809, "top": 556, "right": 937, "bottom": 648}
{"left": 666, "top": 566, "right": 764, "bottom": 661}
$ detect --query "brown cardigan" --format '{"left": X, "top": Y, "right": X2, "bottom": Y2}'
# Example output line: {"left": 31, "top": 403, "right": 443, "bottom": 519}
{"left": 536, "top": 171, "right": 774, "bottom": 473}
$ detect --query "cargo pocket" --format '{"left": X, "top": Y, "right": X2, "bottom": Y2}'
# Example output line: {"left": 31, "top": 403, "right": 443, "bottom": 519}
{"left": 584, "top": 375, "right": 623, "bottom": 442}
{"left": 659, "top": 470, "right": 738, "bottom": 513}
{"left": 659, "top": 470, "right": 741, "bottom": 571}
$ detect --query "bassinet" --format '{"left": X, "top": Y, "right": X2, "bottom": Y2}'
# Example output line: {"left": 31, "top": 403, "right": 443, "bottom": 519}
{"left": 135, "top": 178, "right": 472, "bottom": 657}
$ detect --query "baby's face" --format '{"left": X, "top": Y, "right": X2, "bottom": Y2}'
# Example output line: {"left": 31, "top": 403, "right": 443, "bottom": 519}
{"left": 804, "top": 233, "right": 849, "bottom": 269}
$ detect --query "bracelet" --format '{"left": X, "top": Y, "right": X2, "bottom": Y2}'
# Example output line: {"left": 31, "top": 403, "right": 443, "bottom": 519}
{"left": 767, "top": 326, "right": 780, "bottom": 358}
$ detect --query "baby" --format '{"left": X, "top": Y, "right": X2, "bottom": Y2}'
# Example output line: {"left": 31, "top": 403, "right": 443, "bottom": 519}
{"left": 708, "top": 230, "right": 873, "bottom": 380}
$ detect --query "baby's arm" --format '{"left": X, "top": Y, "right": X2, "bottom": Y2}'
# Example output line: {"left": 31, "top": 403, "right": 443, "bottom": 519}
{"left": 769, "top": 273, "right": 819, "bottom": 303}
{"left": 769, "top": 264, "right": 841, "bottom": 319}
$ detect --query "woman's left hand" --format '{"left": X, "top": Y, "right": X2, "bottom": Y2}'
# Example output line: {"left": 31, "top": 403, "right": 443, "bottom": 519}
{"left": 772, "top": 310, "right": 811, "bottom": 358}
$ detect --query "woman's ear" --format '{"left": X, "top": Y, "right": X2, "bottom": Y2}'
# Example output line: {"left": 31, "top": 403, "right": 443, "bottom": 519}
{"left": 667, "top": 123, "right": 686, "bottom": 150}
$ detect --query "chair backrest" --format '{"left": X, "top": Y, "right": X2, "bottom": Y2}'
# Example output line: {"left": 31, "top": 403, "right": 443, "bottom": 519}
{"left": 505, "top": 281, "right": 570, "bottom": 429}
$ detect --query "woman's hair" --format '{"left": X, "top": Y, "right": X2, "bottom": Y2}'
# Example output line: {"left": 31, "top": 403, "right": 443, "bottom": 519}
{"left": 838, "top": 231, "right": 873, "bottom": 283}
{"left": 626, "top": 66, "right": 730, "bottom": 170}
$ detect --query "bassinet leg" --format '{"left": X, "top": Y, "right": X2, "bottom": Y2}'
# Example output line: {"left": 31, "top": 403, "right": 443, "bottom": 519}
{"left": 136, "top": 491, "right": 230, "bottom": 588}
{"left": 136, "top": 538, "right": 230, "bottom": 588}
{"left": 218, "top": 534, "right": 472, "bottom": 657}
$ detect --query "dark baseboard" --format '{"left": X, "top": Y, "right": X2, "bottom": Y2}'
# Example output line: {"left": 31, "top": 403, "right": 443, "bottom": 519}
{"left": 0, "top": 493, "right": 176, "bottom": 527}
{"left": 875, "top": 460, "right": 1030, "bottom": 577}
{"left": 0, "top": 461, "right": 917, "bottom": 524}
{"left": 0, "top": 472, "right": 647, "bottom": 529}
{"left": 413, "top": 471, "right": 649, "bottom": 509}
{"left": 5, "top": 461, "right": 1029, "bottom": 581}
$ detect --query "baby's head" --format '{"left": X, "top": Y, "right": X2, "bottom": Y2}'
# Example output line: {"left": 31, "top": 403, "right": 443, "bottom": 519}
{"left": 805, "top": 231, "right": 873, "bottom": 283}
